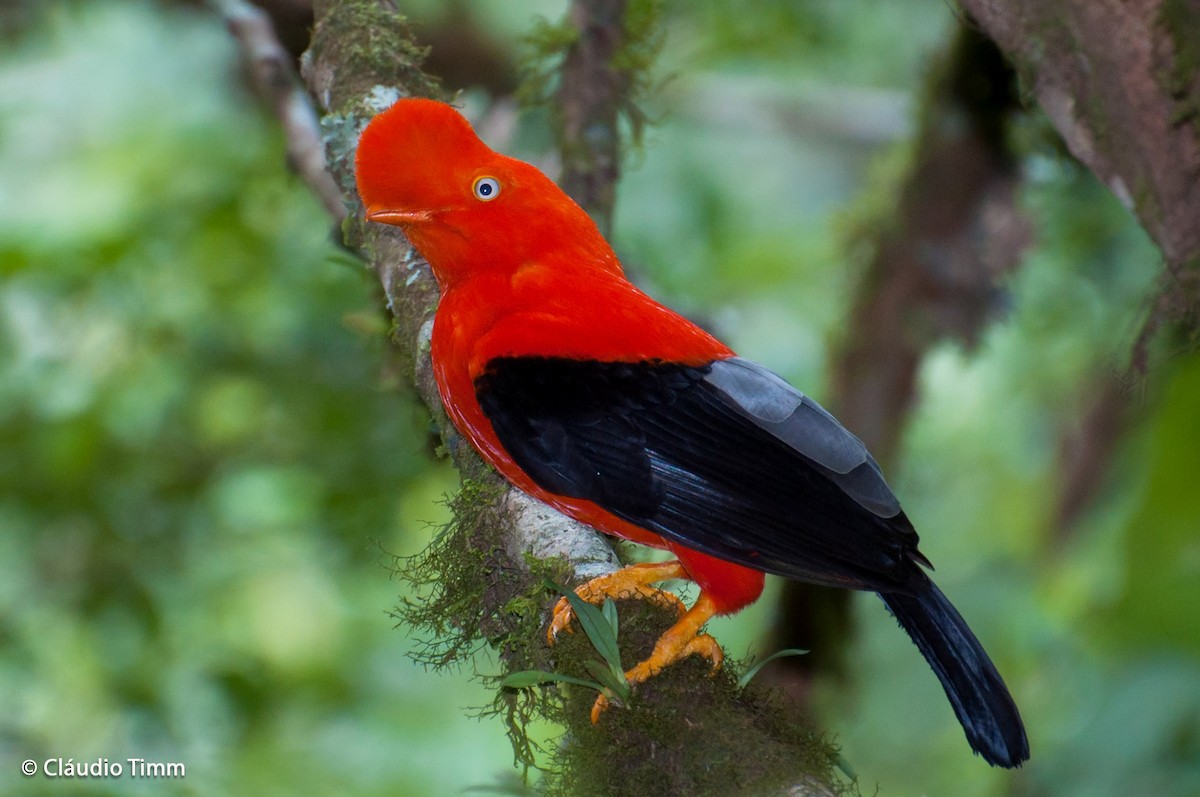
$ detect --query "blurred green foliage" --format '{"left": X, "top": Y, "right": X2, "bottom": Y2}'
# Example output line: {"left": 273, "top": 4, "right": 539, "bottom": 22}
{"left": 2, "top": 1, "right": 1198, "bottom": 796}
{"left": 0, "top": 2, "right": 510, "bottom": 795}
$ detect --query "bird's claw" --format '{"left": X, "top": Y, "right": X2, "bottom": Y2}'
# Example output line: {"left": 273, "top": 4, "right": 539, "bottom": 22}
{"left": 589, "top": 692, "right": 612, "bottom": 724}
{"left": 584, "top": 631, "right": 723, "bottom": 722}
{"left": 543, "top": 566, "right": 725, "bottom": 724}
{"left": 546, "top": 564, "right": 689, "bottom": 645}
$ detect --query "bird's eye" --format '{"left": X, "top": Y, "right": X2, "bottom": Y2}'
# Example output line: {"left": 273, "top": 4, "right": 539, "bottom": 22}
{"left": 472, "top": 176, "right": 501, "bottom": 201}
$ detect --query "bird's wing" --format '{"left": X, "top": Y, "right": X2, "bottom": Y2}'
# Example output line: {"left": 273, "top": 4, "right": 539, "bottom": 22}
{"left": 475, "top": 355, "right": 926, "bottom": 592}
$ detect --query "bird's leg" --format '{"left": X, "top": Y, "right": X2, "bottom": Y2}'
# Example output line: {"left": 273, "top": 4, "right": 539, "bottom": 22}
{"left": 546, "top": 562, "right": 723, "bottom": 722}
{"left": 588, "top": 592, "right": 723, "bottom": 722}
{"left": 547, "top": 560, "right": 690, "bottom": 641}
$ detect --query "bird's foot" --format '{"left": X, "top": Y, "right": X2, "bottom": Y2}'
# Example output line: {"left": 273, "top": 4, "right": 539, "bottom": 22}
{"left": 547, "top": 566, "right": 724, "bottom": 723}
{"left": 587, "top": 595, "right": 724, "bottom": 720}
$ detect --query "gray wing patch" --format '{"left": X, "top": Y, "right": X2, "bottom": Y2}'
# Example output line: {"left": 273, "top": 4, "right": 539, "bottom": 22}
{"left": 703, "top": 357, "right": 902, "bottom": 518}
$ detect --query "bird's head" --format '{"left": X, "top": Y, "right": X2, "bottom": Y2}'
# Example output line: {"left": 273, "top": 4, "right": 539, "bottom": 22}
{"left": 355, "top": 98, "right": 618, "bottom": 289}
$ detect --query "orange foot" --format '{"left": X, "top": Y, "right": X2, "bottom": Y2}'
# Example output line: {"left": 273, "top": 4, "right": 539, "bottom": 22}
{"left": 547, "top": 560, "right": 724, "bottom": 723}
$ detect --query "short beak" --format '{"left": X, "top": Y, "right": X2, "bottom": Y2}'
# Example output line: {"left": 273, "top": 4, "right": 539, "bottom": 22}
{"left": 364, "top": 206, "right": 433, "bottom": 226}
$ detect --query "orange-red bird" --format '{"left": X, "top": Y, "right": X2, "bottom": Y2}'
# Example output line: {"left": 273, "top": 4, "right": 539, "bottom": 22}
{"left": 355, "top": 98, "right": 1028, "bottom": 768}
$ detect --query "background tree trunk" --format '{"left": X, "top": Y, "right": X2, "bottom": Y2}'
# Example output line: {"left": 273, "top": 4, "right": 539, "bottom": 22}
{"left": 769, "top": 21, "right": 1028, "bottom": 694}
{"left": 958, "top": 0, "right": 1200, "bottom": 536}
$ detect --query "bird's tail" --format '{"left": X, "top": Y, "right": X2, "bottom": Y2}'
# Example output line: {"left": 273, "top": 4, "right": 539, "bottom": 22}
{"left": 880, "top": 583, "right": 1029, "bottom": 768}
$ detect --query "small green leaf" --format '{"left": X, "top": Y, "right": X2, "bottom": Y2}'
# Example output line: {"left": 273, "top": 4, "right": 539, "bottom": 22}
{"left": 736, "top": 647, "right": 810, "bottom": 690}
{"left": 835, "top": 753, "right": 857, "bottom": 780}
{"left": 556, "top": 584, "right": 623, "bottom": 672}
{"left": 502, "top": 670, "right": 603, "bottom": 691}
{"left": 601, "top": 597, "right": 619, "bottom": 638}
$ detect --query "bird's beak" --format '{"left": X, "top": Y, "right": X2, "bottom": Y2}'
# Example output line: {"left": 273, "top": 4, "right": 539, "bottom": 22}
{"left": 364, "top": 206, "right": 433, "bottom": 226}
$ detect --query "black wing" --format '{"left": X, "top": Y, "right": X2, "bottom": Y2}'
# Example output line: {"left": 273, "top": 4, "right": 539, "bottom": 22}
{"left": 477, "top": 355, "right": 1030, "bottom": 766}
{"left": 475, "top": 355, "right": 927, "bottom": 593}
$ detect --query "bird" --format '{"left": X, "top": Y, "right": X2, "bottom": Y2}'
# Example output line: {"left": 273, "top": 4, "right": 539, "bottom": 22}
{"left": 354, "top": 97, "right": 1029, "bottom": 768}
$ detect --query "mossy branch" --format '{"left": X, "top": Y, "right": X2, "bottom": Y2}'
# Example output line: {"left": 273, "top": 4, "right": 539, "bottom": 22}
{"left": 222, "top": 1, "right": 848, "bottom": 794}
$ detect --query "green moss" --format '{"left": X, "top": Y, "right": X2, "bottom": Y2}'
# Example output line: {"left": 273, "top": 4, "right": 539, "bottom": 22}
{"left": 391, "top": 476, "right": 572, "bottom": 771}
{"left": 308, "top": 0, "right": 444, "bottom": 117}
{"left": 532, "top": 601, "right": 851, "bottom": 797}
{"left": 394, "top": 478, "right": 554, "bottom": 668}
{"left": 611, "top": 0, "right": 665, "bottom": 147}
{"left": 482, "top": 591, "right": 847, "bottom": 793}
{"left": 397, "top": 480, "right": 847, "bottom": 792}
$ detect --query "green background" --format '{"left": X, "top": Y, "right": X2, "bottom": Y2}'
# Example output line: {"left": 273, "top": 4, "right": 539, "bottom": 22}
{"left": 2, "top": 1, "right": 1197, "bottom": 795}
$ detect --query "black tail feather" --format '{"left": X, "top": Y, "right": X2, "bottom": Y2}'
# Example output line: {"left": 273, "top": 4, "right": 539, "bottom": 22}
{"left": 880, "top": 584, "right": 1029, "bottom": 767}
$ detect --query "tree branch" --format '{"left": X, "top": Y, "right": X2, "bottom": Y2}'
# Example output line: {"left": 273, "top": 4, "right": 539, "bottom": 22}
{"left": 212, "top": 0, "right": 346, "bottom": 221}
{"left": 959, "top": 0, "right": 1200, "bottom": 270}
{"left": 216, "top": 1, "right": 845, "bottom": 793}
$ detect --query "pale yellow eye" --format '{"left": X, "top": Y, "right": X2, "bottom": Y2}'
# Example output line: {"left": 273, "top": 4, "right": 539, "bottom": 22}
{"left": 472, "top": 176, "right": 500, "bottom": 201}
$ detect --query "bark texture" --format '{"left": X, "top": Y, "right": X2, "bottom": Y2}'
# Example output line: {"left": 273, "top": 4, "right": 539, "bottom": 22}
{"left": 960, "top": 0, "right": 1200, "bottom": 271}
